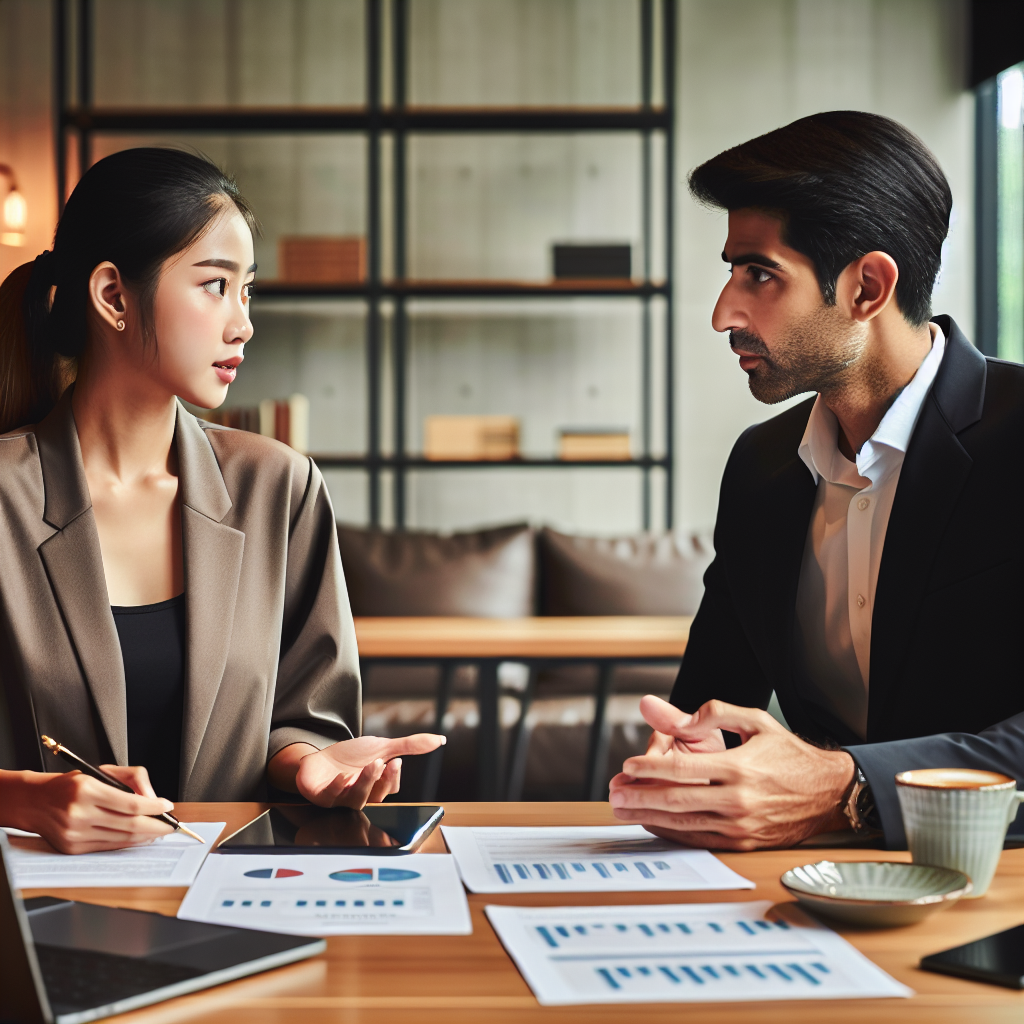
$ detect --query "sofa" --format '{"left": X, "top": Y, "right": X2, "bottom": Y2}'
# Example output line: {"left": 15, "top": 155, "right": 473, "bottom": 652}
{"left": 338, "top": 522, "right": 713, "bottom": 801}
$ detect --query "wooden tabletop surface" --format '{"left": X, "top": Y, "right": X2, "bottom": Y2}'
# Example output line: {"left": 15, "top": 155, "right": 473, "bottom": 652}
{"left": 21, "top": 801, "right": 1023, "bottom": 1024}
{"left": 353, "top": 616, "right": 693, "bottom": 658}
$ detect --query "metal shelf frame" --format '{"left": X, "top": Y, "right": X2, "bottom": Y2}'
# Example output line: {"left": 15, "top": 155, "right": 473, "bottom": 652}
{"left": 54, "top": 0, "right": 676, "bottom": 531}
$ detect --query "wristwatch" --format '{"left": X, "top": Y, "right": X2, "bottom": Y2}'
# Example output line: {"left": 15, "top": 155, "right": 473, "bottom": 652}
{"left": 843, "top": 766, "right": 881, "bottom": 834}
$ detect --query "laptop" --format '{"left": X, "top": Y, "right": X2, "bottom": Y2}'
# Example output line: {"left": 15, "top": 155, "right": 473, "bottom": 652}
{"left": 0, "top": 832, "right": 325, "bottom": 1024}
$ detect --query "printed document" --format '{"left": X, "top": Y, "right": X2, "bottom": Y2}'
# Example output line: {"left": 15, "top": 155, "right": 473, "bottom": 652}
{"left": 442, "top": 825, "right": 754, "bottom": 893}
{"left": 178, "top": 852, "right": 471, "bottom": 935}
{"left": 486, "top": 900, "right": 912, "bottom": 1005}
{"left": 3, "top": 822, "right": 224, "bottom": 888}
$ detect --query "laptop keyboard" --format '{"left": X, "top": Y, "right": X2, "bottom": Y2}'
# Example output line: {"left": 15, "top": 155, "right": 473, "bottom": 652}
{"left": 36, "top": 944, "right": 202, "bottom": 1012}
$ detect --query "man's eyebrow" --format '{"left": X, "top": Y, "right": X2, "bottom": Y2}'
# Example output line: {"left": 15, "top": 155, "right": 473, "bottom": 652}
{"left": 193, "top": 258, "right": 258, "bottom": 274}
{"left": 721, "top": 250, "right": 783, "bottom": 270}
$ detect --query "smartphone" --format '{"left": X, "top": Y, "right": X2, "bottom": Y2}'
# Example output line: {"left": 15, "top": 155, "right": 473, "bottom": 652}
{"left": 920, "top": 924, "right": 1024, "bottom": 989}
{"left": 215, "top": 804, "right": 444, "bottom": 856}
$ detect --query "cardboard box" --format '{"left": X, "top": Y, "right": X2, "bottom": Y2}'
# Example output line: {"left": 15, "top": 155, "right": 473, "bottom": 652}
{"left": 424, "top": 415, "right": 520, "bottom": 461}
{"left": 278, "top": 236, "right": 366, "bottom": 283}
{"left": 559, "top": 429, "right": 631, "bottom": 461}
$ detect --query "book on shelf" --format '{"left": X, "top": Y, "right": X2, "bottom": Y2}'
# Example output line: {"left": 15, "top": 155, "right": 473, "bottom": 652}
{"left": 558, "top": 428, "right": 631, "bottom": 461}
{"left": 424, "top": 415, "right": 520, "bottom": 461}
{"left": 552, "top": 243, "right": 632, "bottom": 280}
{"left": 201, "top": 394, "right": 309, "bottom": 454}
{"left": 277, "top": 236, "right": 366, "bottom": 284}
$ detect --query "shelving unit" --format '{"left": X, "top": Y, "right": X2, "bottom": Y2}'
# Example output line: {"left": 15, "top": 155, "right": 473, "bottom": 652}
{"left": 55, "top": 0, "right": 676, "bottom": 530}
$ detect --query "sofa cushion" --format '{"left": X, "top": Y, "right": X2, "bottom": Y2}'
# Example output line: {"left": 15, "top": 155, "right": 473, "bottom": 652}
{"left": 338, "top": 522, "right": 535, "bottom": 617}
{"left": 537, "top": 527, "right": 712, "bottom": 616}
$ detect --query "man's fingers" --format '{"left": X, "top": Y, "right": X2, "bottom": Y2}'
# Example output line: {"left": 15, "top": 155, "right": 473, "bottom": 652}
{"left": 638, "top": 695, "right": 694, "bottom": 737}
{"left": 621, "top": 749, "right": 736, "bottom": 784}
{"left": 643, "top": 823, "right": 759, "bottom": 852}
{"left": 379, "top": 733, "right": 446, "bottom": 759}
{"left": 610, "top": 780, "right": 741, "bottom": 817}
{"left": 680, "top": 700, "right": 779, "bottom": 743}
{"left": 610, "top": 805, "right": 753, "bottom": 840}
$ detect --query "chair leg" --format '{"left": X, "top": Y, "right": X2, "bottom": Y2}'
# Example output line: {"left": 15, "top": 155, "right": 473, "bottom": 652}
{"left": 421, "top": 661, "right": 455, "bottom": 802}
{"left": 504, "top": 665, "right": 536, "bottom": 802}
{"left": 476, "top": 660, "right": 502, "bottom": 801}
{"left": 584, "top": 662, "right": 615, "bottom": 801}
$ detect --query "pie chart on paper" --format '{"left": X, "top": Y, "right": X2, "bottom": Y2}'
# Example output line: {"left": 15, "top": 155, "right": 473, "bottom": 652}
{"left": 328, "top": 867, "right": 421, "bottom": 882}
{"left": 243, "top": 868, "right": 304, "bottom": 879}
{"left": 329, "top": 868, "right": 375, "bottom": 882}
{"left": 378, "top": 868, "right": 421, "bottom": 882}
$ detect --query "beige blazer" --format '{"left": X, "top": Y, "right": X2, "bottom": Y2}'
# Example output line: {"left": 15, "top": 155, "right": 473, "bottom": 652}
{"left": 0, "top": 389, "right": 360, "bottom": 800}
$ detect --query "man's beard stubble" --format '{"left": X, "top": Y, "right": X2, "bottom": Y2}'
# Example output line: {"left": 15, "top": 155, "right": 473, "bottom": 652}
{"left": 730, "top": 304, "right": 866, "bottom": 405}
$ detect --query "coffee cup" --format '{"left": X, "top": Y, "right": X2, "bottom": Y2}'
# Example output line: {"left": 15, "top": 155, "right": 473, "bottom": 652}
{"left": 895, "top": 768, "right": 1024, "bottom": 897}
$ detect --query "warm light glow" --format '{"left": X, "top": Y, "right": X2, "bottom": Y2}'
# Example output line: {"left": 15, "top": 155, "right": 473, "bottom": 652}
{"left": 1, "top": 185, "right": 26, "bottom": 246}
{"left": 3, "top": 188, "right": 26, "bottom": 230}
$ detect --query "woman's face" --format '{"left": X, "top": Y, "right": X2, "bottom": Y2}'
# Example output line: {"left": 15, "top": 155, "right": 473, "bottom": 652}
{"left": 150, "top": 205, "right": 256, "bottom": 409}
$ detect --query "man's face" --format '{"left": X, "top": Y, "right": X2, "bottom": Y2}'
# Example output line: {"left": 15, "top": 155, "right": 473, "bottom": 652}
{"left": 712, "top": 209, "right": 866, "bottom": 403}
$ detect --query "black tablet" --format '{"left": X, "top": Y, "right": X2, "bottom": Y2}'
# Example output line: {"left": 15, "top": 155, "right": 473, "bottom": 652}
{"left": 920, "top": 923, "right": 1024, "bottom": 989}
{"left": 215, "top": 804, "right": 444, "bottom": 855}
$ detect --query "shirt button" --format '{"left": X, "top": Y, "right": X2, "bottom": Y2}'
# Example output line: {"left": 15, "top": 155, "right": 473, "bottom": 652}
{"left": 857, "top": 497, "right": 870, "bottom": 510}
{"left": 856, "top": 594, "right": 866, "bottom": 608}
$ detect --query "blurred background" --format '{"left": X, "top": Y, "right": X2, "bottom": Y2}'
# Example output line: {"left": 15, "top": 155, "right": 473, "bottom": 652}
{"left": 1, "top": 0, "right": 1020, "bottom": 800}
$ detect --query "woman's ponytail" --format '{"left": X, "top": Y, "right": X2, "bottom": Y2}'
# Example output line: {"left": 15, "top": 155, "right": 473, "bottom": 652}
{"left": 0, "top": 254, "right": 74, "bottom": 435}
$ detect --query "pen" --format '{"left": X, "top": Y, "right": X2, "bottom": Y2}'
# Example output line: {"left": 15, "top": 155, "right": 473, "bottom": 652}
{"left": 40, "top": 735, "right": 205, "bottom": 844}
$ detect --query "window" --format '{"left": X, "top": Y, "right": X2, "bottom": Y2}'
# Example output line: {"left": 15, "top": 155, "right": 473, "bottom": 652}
{"left": 996, "top": 65, "right": 1023, "bottom": 362}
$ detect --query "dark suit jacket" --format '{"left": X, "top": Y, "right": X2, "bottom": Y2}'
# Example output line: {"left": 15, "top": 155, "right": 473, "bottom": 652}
{"left": 670, "top": 316, "right": 1024, "bottom": 846}
{"left": 0, "top": 389, "right": 360, "bottom": 800}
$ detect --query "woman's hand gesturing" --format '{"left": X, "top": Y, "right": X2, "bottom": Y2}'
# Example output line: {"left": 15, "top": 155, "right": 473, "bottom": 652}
{"left": 268, "top": 734, "right": 446, "bottom": 808}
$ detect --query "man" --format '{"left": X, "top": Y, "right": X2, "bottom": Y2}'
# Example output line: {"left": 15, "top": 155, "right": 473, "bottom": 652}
{"left": 609, "top": 111, "right": 1023, "bottom": 850}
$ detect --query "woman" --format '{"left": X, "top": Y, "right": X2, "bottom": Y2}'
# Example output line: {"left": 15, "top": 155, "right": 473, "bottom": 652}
{"left": 0, "top": 148, "right": 441, "bottom": 854}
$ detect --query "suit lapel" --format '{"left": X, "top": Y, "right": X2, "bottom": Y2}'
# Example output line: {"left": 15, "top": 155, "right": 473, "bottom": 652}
{"left": 35, "top": 389, "right": 128, "bottom": 764}
{"left": 176, "top": 409, "right": 245, "bottom": 795}
{"left": 867, "top": 318, "right": 986, "bottom": 736}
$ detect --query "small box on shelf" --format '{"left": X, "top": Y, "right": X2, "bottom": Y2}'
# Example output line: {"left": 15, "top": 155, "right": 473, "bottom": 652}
{"left": 424, "top": 415, "right": 520, "bottom": 461}
{"left": 278, "top": 236, "right": 366, "bottom": 284}
{"left": 558, "top": 428, "right": 632, "bottom": 461}
{"left": 552, "top": 244, "right": 632, "bottom": 280}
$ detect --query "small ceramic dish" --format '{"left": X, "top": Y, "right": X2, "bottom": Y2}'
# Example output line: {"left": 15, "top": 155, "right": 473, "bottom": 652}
{"left": 780, "top": 860, "right": 972, "bottom": 927}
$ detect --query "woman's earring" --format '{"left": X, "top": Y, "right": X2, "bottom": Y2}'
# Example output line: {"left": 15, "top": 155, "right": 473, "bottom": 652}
{"left": 116, "top": 319, "right": 125, "bottom": 332}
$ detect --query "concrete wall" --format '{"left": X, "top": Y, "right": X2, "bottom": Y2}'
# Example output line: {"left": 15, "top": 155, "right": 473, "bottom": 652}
{"left": 0, "top": 0, "right": 973, "bottom": 533}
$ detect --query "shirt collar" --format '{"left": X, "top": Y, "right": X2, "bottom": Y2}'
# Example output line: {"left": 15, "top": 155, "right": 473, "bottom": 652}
{"left": 798, "top": 322, "right": 946, "bottom": 487}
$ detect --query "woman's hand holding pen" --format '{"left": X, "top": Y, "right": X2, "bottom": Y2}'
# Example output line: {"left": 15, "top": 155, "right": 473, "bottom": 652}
{"left": 267, "top": 733, "right": 447, "bottom": 808}
{"left": 2, "top": 764, "right": 175, "bottom": 855}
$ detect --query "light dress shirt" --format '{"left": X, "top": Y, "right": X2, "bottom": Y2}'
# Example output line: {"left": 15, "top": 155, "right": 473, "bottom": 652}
{"left": 793, "top": 323, "right": 946, "bottom": 739}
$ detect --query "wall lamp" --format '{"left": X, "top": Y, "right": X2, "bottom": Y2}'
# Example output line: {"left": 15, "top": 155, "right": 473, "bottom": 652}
{"left": 0, "top": 164, "right": 27, "bottom": 247}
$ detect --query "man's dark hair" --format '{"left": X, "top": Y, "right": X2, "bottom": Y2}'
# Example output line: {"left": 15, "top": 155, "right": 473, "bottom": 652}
{"left": 688, "top": 111, "right": 952, "bottom": 327}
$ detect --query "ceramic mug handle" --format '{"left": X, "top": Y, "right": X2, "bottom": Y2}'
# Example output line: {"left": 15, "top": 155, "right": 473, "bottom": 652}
{"left": 1006, "top": 791, "right": 1024, "bottom": 827}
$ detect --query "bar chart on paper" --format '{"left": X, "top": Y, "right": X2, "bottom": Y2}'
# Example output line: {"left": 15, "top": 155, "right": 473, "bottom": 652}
{"left": 177, "top": 853, "right": 471, "bottom": 935}
{"left": 485, "top": 901, "right": 912, "bottom": 1005}
{"left": 441, "top": 826, "right": 754, "bottom": 893}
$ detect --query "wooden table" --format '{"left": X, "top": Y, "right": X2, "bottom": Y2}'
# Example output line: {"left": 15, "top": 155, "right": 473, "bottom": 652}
{"left": 354, "top": 616, "right": 692, "bottom": 800}
{"left": 24, "top": 802, "right": 1024, "bottom": 1024}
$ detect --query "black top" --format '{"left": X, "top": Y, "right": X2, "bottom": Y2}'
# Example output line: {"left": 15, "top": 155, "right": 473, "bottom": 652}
{"left": 112, "top": 594, "right": 186, "bottom": 802}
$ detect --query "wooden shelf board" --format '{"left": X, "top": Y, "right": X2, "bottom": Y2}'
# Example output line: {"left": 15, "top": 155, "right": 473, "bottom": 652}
{"left": 254, "top": 279, "right": 667, "bottom": 299}
{"left": 63, "top": 105, "right": 670, "bottom": 134}
{"left": 309, "top": 454, "right": 668, "bottom": 469}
